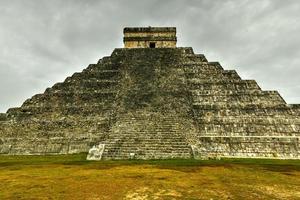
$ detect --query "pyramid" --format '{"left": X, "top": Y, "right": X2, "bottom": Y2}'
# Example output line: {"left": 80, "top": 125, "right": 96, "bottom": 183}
{"left": 0, "top": 27, "right": 299, "bottom": 160}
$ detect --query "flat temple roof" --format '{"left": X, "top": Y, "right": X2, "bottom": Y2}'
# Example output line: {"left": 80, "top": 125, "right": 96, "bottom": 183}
{"left": 124, "top": 27, "right": 176, "bottom": 33}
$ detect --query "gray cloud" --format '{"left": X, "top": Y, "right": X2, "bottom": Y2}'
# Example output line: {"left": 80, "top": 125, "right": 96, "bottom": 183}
{"left": 0, "top": 0, "right": 300, "bottom": 112}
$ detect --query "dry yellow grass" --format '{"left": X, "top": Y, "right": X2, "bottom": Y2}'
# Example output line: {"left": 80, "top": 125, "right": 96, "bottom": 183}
{"left": 0, "top": 154, "right": 300, "bottom": 200}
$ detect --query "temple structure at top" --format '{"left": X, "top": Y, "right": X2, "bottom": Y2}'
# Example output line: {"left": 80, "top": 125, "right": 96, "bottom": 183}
{"left": 123, "top": 27, "right": 177, "bottom": 48}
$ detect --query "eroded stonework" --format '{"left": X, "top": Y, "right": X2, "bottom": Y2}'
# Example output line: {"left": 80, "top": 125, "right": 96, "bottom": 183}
{"left": 0, "top": 27, "right": 299, "bottom": 160}
{"left": 123, "top": 27, "right": 177, "bottom": 48}
{"left": 87, "top": 144, "right": 105, "bottom": 160}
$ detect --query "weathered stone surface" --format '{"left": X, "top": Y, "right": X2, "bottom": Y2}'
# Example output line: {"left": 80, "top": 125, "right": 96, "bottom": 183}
{"left": 0, "top": 113, "right": 7, "bottom": 121}
{"left": 123, "top": 27, "right": 177, "bottom": 48}
{"left": 87, "top": 144, "right": 105, "bottom": 160}
{"left": 0, "top": 27, "right": 300, "bottom": 159}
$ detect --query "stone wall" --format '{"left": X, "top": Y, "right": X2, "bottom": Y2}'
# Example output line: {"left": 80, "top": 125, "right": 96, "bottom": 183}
{"left": 124, "top": 40, "right": 176, "bottom": 48}
{"left": 0, "top": 47, "right": 300, "bottom": 159}
{"left": 123, "top": 27, "right": 177, "bottom": 48}
{"left": 193, "top": 136, "right": 300, "bottom": 159}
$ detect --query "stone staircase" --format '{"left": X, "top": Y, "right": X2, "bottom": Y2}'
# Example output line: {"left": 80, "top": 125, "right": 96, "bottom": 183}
{"left": 101, "top": 111, "right": 193, "bottom": 160}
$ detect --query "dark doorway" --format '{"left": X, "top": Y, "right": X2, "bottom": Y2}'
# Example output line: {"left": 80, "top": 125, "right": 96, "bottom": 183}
{"left": 149, "top": 42, "right": 156, "bottom": 48}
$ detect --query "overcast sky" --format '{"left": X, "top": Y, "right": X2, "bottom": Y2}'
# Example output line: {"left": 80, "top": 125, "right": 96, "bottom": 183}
{"left": 0, "top": 0, "right": 300, "bottom": 112}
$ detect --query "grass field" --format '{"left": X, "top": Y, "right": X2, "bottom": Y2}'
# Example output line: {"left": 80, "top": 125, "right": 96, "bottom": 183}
{"left": 0, "top": 154, "right": 300, "bottom": 200}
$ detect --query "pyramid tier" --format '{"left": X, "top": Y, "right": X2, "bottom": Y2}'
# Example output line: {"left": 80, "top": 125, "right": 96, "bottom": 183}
{"left": 0, "top": 47, "right": 299, "bottom": 159}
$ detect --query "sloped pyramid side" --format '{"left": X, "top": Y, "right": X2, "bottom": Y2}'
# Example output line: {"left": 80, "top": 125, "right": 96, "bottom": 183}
{"left": 0, "top": 47, "right": 299, "bottom": 159}
{"left": 185, "top": 55, "right": 300, "bottom": 158}
{"left": 0, "top": 54, "right": 122, "bottom": 154}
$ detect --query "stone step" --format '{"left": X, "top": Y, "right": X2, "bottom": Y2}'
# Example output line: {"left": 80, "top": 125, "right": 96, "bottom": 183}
{"left": 103, "top": 152, "right": 192, "bottom": 157}
{"left": 196, "top": 117, "right": 300, "bottom": 124}
{"left": 67, "top": 70, "right": 120, "bottom": 81}
{"left": 186, "top": 71, "right": 241, "bottom": 81}
{"left": 19, "top": 101, "right": 115, "bottom": 111}
{"left": 184, "top": 54, "right": 208, "bottom": 62}
{"left": 192, "top": 94, "right": 285, "bottom": 104}
{"left": 104, "top": 140, "right": 189, "bottom": 144}
{"left": 181, "top": 64, "right": 223, "bottom": 71}
{"left": 102, "top": 147, "right": 192, "bottom": 153}
{"left": 104, "top": 146, "right": 191, "bottom": 150}
{"left": 107, "top": 131, "right": 188, "bottom": 135}
{"left": 97, "top": 56, "right": 112, "bottom": 64}
{"left": 100, "top": 110, "right": 194, "bottom": 160}
{"left": 192, "top": 102, "right": 287, "bottom": 110}
{"left": 182, "top": 61, "right": 224, "bottom": 69}
{"left": 190, "top": 89, "right": 278, "bottom": 96}
{"left": 193, "top": 103, "right": 291, "bottom": 110}
{"left": 104, "top": 141, "right": 190, "bottom": 145}
{"left": 193, "top": 102, "right": 285, "bottom": 108}
{"left": 189, "top": 80, "right": 261, "bottom": 91}
{"left": 104, "top": 138, "right": 189, "bottom": 143}
{"left": 51, "top": 79, "right": 119, "bottom": 90}
{"left": 196, "top": 124, "right": 300, "bottom": 135}
{"left": 106, "top": 135, "right": 188, "bottom": 139}
{"left": 104, "top": 152, "right": 191, "bottom": 157}
{"left": 48, "top": 91, "right": 117, "bottom": 100}
{"left": 103, "top": 143, "right": 191, "bottom": 149}
{"left": 102, "top": 153, "right": 192, "bottom": 160}
{"left": 114, "top": 123, "right": 185, "bottom": 126}
{"left": 196, "top": 110, "right": 300, "bottom": 117}
{"left": 198, "top": 116, "right": 297, "bottom": 123}
{"left": 68, "top": 69, "right": 119, "bottom": 82}
{"left": 188, "top": 79, "right": 258, "bottom": 84}
{"left": 104, "top": 153, "right": 192, "bottom": 157}
{"left": 83, "top": 67, "right": 119, "bottom": 73}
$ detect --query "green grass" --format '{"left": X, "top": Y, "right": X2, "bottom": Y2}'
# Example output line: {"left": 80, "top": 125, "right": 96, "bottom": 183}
{"left": 1, "top": 154, "right": 300, "bottom": 199}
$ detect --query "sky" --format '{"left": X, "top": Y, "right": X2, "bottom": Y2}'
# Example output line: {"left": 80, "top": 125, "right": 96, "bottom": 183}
{"left": 0, "top": 0, "right": 300, "bottom": 113}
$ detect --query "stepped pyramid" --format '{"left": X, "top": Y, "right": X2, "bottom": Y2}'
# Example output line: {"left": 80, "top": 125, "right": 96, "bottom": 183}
{"left": 0, "top": 27, "right": 299, "bottom": 160}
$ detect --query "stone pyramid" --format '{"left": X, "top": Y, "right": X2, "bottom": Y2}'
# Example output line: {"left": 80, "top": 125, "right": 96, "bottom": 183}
{"left": 0, "top": 27, "right": 299, "bottom": 160}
